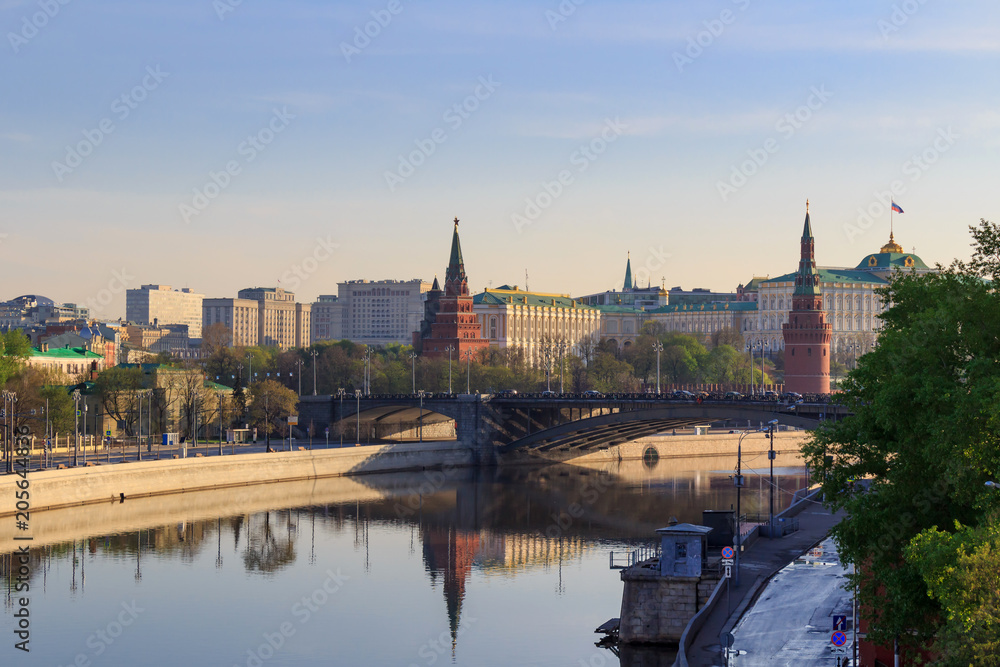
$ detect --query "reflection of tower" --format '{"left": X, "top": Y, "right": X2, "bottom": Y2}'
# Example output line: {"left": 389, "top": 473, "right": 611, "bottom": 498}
{"left": 422, "top": 525, "right": 480, "bottom": 654}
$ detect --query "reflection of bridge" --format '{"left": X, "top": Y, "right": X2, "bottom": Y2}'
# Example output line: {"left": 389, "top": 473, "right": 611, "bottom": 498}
{"left": 299, "top": 395, "right": 846, "bottom": 462}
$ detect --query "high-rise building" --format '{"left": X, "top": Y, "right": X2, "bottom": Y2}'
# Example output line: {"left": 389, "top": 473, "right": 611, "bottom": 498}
{"left": 126, "top": 285, "right": 204, "bottom": 338}
{"left": 334, "top": 279, "right": 431, "bottom": 346}
{"left": 418, "top": 218, "right": 489, "bottom": 358}
{"left": 202, "top": 297, "right": 260, "bottom": 348}
{"left": 236, "top": 287, "right": 311, "bottom": 349}
{"left": 782, "top": 202, "right": 832, "bottom": 394}
{"left": 310, "top": 295, "right": 341, "bottom": 344}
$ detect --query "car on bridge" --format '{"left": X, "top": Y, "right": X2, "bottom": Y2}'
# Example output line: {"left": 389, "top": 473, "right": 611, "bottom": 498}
{"left": 495, "top": 389, "right": 518, "bottom": 397}
{"left": 583, "top": 390, "right": 604, "bottom": 398}
{"left": 781, "top": 391, "right": 803, "bottom": 402}
{"left": 672, "top": 390, "right": 695, "bottom": 400}
{"left": 724, "top": 391, "right": 743, "bottom": 400}
{"left": 762, "top": 390, "right": 779, "bottom": 400}
{"left": 540, "top": 390, "right": 558, "bottom": 398}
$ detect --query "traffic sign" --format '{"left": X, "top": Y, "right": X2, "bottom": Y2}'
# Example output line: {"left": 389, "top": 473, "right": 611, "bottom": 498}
{"left": 831, "top": 631, "right": 847, "bottom": 647}
{"left": 325, "top": 427, "right": 329, "bottom": 435}
{"left": 721, "top": 546, "right": 735, "bottom": 559}
{"left": 832, "top": 615, "right": 847, "bottom": 631}
{"left": 723, "top": 564, "right": 732, "bottom": 579}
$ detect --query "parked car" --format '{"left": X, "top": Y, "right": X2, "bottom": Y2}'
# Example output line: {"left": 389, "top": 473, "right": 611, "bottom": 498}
{"left": 780, "top": 391, "right": 803, "bottom": 402}
{"left": 694, "top": 391, "right": 710, "bottom": 400}
{"left": 583, "top": 390, "right": 604, "bottom": 398}
{"left": 724, "top": 391, "right": 743, "bottom": 400}
{"left": 495, "top": 389, "right": 518, "bottom": 397}
{"left": 762, "top": 390, "right": 779, "bottom": 400}
{"left": 672, "top": 390, "right": 695, "bottom": 399}
{"left": 541, "top": 390, "right": 558, "bottom": 398}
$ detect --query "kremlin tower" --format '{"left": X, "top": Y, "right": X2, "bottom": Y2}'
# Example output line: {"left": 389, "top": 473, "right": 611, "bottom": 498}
{"left": 781, "top": 201, "right": 832, "bottom": 394}
{"left": 418, "top": 218, "right": 490, "bottom": 359}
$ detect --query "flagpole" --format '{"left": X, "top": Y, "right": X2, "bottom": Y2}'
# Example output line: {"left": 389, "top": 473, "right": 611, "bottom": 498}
{"left": 890, "top": 200, "right": 894, "bottom": 238}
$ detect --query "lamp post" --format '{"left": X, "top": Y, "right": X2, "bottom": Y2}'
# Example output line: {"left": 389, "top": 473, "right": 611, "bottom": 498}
{"left": 544, "top": 348, "right": 552, "bottom": 392}
{"left": 417, "top": 390, "right": 426, "bottom": 442}
{"left": 217, "top": 390, "right": 225, "bottom": 456}
{"left": 463, "top": 349, "right": 473, "bottom": 394}
{"left": 733, "top": 429, "right": 758, "bottom": 587}
{"left": 767, "top": 419, "right": 778, "bottom": 538}
{"left": 354, "top": 389, "right": 362, "bottom": 444}
{"left": 653, "top": 341, "right": 663, "bottom": 394}
{"left": 311, "top": 350, "right": 319, "bottom": 396}
{"left": 82, "top": 401, "right": 88, "bottom": 465}
{"left": 73, "top": 389, "right": 82, "bottom": 467}
{"left": 247, "top": 354, "right": 253, "bottom": 388}
{"left": 557, "top": 341, "right": 567, "bottom": 394}
{"left": 2, "top": 390, "right": 15, "bottom": 474}
{"left": 762, "top": 340, "right": 770, "bottom": 393}
{"left": 445, "top": 345, "right": 454, "bottom": 394}
{"left": 136, "top": 390, "right": 143, "bottom": 462}
{"left": 337, "top": 388, "right": 345, "bottom": 447}
{"left": 296, "top": 359, "right": 303, "bottom": 396}
{"left": 363, "top": 348, "right": 374, "bottom": 395}
{"left": 409, "top": 352, "right": 418, "bottom": 394}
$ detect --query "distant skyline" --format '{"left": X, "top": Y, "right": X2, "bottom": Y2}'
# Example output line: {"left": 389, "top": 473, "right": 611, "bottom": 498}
{"left": 2, "top": 0, "right": 997, "bottom": 319}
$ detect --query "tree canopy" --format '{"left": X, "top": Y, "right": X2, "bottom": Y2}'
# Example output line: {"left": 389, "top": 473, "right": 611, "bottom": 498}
{"left": 803, "top": 219, "right": 1000, "bottom": 658}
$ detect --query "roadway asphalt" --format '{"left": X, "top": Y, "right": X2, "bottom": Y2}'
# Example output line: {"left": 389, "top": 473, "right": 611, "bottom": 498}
{"left": 685, "top": 500, "right": 844, "bottom": 667}
{"left": 731, "top": 536, "right": 853, "bottom": 665}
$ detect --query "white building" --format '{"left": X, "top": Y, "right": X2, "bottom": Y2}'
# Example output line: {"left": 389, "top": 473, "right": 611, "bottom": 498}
{"left": 472, "top": 286, "right": 602, "bottom": 365}
{"left": 126, "top": 285, "right": 204, "bottom": 338}
{"left": 333, "top": 279, "right": 431, "bottom": 346}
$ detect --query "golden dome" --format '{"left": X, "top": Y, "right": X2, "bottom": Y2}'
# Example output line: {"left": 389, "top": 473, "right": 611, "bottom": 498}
{"left": 880, "top": 232, "right": 904, "bottom": 254}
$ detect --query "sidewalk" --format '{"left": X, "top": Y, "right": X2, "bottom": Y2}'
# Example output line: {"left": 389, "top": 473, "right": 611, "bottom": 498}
{"left": 684, "top": 500, "right": 844, "bottom": 667}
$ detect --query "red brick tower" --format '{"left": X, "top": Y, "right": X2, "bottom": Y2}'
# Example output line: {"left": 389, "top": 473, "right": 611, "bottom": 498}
{"left": 782, "top": 201, "right": 832, "bottom": 394}
{"left": 421, "top": 218, "right": 489, "bottom": 359}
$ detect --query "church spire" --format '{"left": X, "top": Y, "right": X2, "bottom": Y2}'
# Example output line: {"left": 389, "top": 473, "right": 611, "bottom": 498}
{"left": 623, "top": 252, "right": 633, "bottom": 291}
{"left": 795, "top": 200, "right": 820, "bottom": 296}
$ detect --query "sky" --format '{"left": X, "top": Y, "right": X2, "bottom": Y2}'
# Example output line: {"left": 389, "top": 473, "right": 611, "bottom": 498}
{"left": 1, "top": 0, "right": 998, "bottom": 319}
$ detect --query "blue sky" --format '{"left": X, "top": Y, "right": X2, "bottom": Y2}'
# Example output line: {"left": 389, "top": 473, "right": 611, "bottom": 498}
{"left": 1, "top": 0, "right": 998, "bottom": 317}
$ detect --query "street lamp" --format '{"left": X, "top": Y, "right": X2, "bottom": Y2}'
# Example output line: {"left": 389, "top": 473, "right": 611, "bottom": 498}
{"left": 363, "top": 348, "right": 374, "bottom": 395}
{"left": 337, "top": 388, "right": 345, "bottom": 447}
{"left": 409, "top": 352, "right": 418, "bottom": 394}
{"left": 733, "top": 428, "right": 763, "bottom": 586}
{"left": 766, "top": 419, "right": 778, "bottom": 538}
{"left": 417, "top": 390, "right": 426, "bottom": 442}
{"left": 463, "top": 349, "right": 473, "bottom": 394}
{"left": 445, "top": 345, "right": 455, "bottom": 394}
{"left": 217, "top": 390, "right": 226, "bottom": 456}
{"left": 354, "top": 389, "right": 362, "bottom": 444}
{"left": 544, "top": 348, "right": 552, "bottom": 392}
{"left": 653, "top": 341, "right": 663, "bottom": 394}
{"left": 296, "top": 358, "right": 303, "bottom": 396}
{"left": 557, "top": 341, "right": 567, "bottom": 394}
{"left": 2, "top": 390, "right": 16, "bottom": 474}
{"left": 247, "top": 353, "right": 254, "bottom": 387}
{"left": 311, "top": 350, "right": 319, "bottom": 396}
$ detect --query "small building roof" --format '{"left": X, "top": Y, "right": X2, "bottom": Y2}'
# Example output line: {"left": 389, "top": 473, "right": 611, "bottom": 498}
{"left": 31, "top": 346, "right": 102, "bottom": 360}
{"left": 656, "top": 524, "right": 714, "bottom": 536}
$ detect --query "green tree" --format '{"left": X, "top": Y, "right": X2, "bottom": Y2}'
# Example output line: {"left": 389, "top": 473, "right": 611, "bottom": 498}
{"left": 0, "top": 329, "right": 30, "bottom": 385}
{"left": 906, "top": 516, "right": 1000, "bottom": 665}
{"left": 94, "top": 366, "right": 144, "bottom": 435}
{"left": 248, "top": 379, "right": 298, "bottom": 446}
{"left": 803, "top": 219, "right": 1000, "bottom": 651}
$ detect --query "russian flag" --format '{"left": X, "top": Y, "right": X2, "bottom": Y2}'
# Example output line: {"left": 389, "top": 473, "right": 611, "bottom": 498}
{"left": 891, "top": 201, "right": 904, "bottom": 214}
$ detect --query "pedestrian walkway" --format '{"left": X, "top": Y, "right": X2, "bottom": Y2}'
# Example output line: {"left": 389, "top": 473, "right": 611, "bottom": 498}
{"left": 731, "top": 537, "right": 853, "bottom": 665}
{"left": 684, "top": 499, "right": 844, "bottom": 667}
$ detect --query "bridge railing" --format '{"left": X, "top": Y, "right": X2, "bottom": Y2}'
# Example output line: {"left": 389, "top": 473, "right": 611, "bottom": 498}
{"left": 609, "top": 543, "right": 661, "bottom": 569}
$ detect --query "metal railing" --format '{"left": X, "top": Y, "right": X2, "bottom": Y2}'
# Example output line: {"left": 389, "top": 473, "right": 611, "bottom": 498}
{"left": 609, "top": 543, "right": 661, "bottom": 569}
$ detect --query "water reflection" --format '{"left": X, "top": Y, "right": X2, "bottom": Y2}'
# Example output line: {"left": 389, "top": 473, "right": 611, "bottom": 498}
{"left": 1, "top": 454, "right": 806, "bottom": 666}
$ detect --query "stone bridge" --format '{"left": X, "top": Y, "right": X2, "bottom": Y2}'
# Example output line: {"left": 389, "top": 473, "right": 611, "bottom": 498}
{"left": 297, "top": 394, "right": 846, "bottom": 464}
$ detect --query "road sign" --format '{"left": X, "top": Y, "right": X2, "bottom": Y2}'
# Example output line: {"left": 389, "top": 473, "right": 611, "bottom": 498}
{"left": 723, "top": 565, "right": 732, "bottom": 579}
{"left": 831, "top": 631, "right": 847, "bottom": 647}
{"left": 721, "top": 546, "right": 735, "bottom": 559}
{"left": 832, "top": 615, "right": 847, "bottom": 631}
{"left": 325, "top": 427, "right": 329, "bottom": 435}
{"left": 106, "top": 430, "right": 111, "bottom": 437}
{"left": 288, "top": 416, "right": 299, "bottom": 425}
{"left": 832, "top": 646, "right": 847, "bottom": 655}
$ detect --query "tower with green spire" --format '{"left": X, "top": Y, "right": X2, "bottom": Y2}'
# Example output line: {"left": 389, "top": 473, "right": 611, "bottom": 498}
{"left": 623, "top": 253, "right": 633, "bottom": 291}
{"left": 782, "top": 200, "right": 832, "bottom": 394}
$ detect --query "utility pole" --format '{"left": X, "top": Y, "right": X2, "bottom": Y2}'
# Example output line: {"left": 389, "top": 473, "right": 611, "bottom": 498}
{"left": 311, "top": 350, "right": 319, "bottom": 396}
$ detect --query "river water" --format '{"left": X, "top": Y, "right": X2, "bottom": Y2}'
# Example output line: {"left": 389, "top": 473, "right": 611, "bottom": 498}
{"left": 2, "top": 453, "right": 806, "bottom": 667}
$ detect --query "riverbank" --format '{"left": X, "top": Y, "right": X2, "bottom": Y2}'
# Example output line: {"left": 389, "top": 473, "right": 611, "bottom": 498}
{"left": 0, "top": 440, "right": 474, "bottom": 518}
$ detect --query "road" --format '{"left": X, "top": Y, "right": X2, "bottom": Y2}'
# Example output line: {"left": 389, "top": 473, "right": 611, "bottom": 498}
{"left": 730, "top": 537, "right": 853, "bottom": 666}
